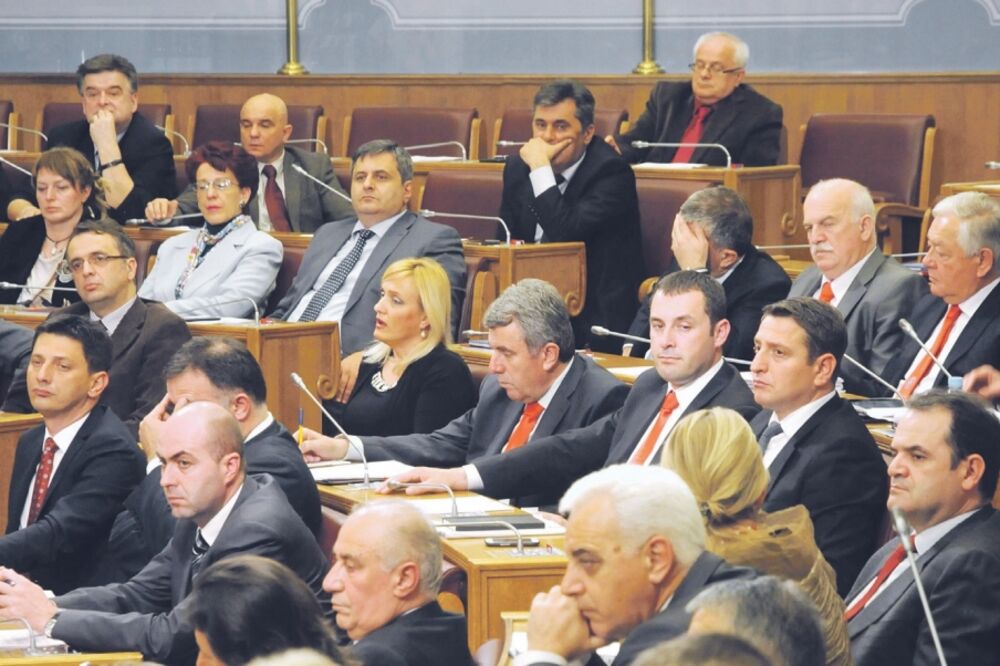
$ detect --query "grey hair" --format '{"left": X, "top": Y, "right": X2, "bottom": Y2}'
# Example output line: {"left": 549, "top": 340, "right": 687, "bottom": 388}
{"left": 686, "top": 576, "right": 826, "bottom": 666}
{"left": 350, "top": 501, "right": 443, "bottom": 596}
{"left": 808, "top": 178, "right": 876, "bottom": 223}
{"left": 483, "top": 278, "right": 575, "bottom": 362}
{"left": 352, "top": 139, "right": 413, "bottom": 182}
{"left": 694, "top": 32, "right": 750, "bottom": 68}
{"left": 559, "top": 465, "right": 706, "bottom": 568}
{"left": 933, "top": 191, "right": 1000, "bottom": 272}
{"left": 679, "top": 186, "right": 753, "bottom": 255}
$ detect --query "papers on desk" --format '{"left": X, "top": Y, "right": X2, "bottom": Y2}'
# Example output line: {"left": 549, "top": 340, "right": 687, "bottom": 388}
{"left": 406, "top": 495, "right": 510, "bottom": 516}
{"left": 852, "top": 398, "right": 905, "bottom": 423}
{"left": 0, "top": 628, "right": 67, "bottom": 654}
{"left": 410, "top": 155, "right": 462, "bottom": 163}
{"left": 310, "top": 460, "right": 412, "bottom": 483}
{"left": 434, "top": 513, "right": 567, "bottom": 539}
{"left": 634, "top": 162, "right": 708, "bottom": 169}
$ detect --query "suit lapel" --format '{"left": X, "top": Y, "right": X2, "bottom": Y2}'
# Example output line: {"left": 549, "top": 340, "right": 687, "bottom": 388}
{"left": 532, "top": 358, "right": 585, "bottom": 440}
{"left": 344, "top": 212, "right": 414, "bottom": 315}
{"left": 791, "top": 267, "right": 822, "bottom": 299}
{"left": 282, "top": 151, "right": 303, "bottom": 231}
{"left": 694, "top": 96, "right": 741, "bottom": 164}
{"left": 838, "top": 252, "right": 885, "bottom": 321}
{"left": 183, "top": 222, "right": 256, "bottom": 294}
{"left": 40, "top": 409, "right": 101, "bottom": 512}
{"left": 649, "top": 364, "right": 734, "bottom": 465}
{"left": 944, "top": 283, "right": 1000, "bottom": 368}
{"left": 608, "top": 379, "right": 668, "bottom": 464}
{"left": 110, "top": 299, "right": 145, "bottom": 362}
{"left": 8, "top": 429, "right": 45, "bottom": 524}
{"left": 765, "top": 396, "right": 841, "bottom": 494}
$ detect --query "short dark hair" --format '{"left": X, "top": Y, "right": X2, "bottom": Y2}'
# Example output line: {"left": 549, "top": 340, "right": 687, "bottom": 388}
{"left": 762, "top": 297, "right": 847, "bottom": 372}
{"left": 34, "top": 314, "right": 112, "bottom": 374}
{"left": 633, "top": 633, "right": 771, "bottom": 666}
{"left": 680, "top": 186, "right": 754, "bottom": 256}
{"left": 69, "top": 217, "right": 136, "bottom": 259}
{"left": 164, "top": 338, "right": 267, "bottom": 404}
{"left": 75, "top": 53, "right": 138, "bottom": 94}
{"left": 352, "top": 139, "right": 413, "bottom": 182}
{"left": 185, "top": 141, "right": 260, "bottom": 203}
{"left": 907, "top": 390, "right": 1000, "bottom": 500}
{"left": 533, "top": 79, "right": 595, "bottom": 128}
{"left": 654, "top": 270, "right": 727, "bottom": 327}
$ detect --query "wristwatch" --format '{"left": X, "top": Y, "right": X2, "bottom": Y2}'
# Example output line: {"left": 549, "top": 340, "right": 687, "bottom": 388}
{"left": 43, "top": 611, "right": 61, "bottom": 639}
{"left": 99, "top": 158, "right": 124, "bottom": 172}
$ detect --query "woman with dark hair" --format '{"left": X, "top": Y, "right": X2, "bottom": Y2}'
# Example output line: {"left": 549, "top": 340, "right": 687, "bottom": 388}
{"left": 138, "top": 141, "right": 282, "bottom": 319}
{"left": 0, "top": 147, "right": 104, "bottom": 307}
{"left": 190, "top": 555, "right": 348, "bottom": 666}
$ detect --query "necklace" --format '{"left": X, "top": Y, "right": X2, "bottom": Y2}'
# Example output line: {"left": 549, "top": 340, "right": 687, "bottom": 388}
{"left": 45, "top": 231, "right": 72, "bottom": 257}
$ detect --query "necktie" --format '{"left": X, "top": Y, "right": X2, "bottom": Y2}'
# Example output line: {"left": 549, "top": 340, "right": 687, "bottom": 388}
{"left": 844, "top": 538, "right": 915, "bottom": 621}
{"left": 819, "top": 281, "right": 835, "bottom": 304}
{"left": 757, "top": 421, "right": 784, "bottom": 456}
{"left": 899, "top": 305, "right": 962, "bottom": 398}
{"left": 502, "top": 402, "right": 544, "bottom": 453}
{"left": 27, "top": 437, "right": 59, "bottom": 525}
{"left": 671, "top": 104, "right": 713, "bottom": 164}
{"left": 298, "top": 229, "right": 375, "bottom": 322}
{"left": 190, "top": 530, "right": 211, "bottom": 582}
{"left": 554, "top": 174, "right": 566, "bottom": 187}
{"left": 262, "top": 164, "right": 291, "bottom": 232}
{"left": 630, "top": 391, "right": 679, "bottom": 465}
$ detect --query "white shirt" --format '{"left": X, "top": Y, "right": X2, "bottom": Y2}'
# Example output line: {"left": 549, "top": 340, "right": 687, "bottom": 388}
{"left": 245, "top": 412, "right": 275, "bottom": 441}
{"left": 286, "top": 212, "right": 405, "bottom": 322}
{"left": 199, "top": 482, "right": 245, "bottom": 547}
{"left": 255, "top": 152, "right": 286, "bottom": 232}
{"left": 899, "top": 276, "right": 1000, "bottom": 394}
{"left": 761, "top": 390, "right": 838, "bottom": 469}
{"left": 813, "top": 248, "right": 877, "bottom": 307}
{"left": 527, "top": 153, "right": 586, "bottom": 241}
{"left": 89, "top": 296, "right": 136, "bottom": 335}
{"left": 18, "top": 252, "right": 65, "bottom": 305}
{"left": 19, "top": 412, "right": 91, "bottom": 528}
{"left": 715, "top": 255, "right": 744, "bottom": 284}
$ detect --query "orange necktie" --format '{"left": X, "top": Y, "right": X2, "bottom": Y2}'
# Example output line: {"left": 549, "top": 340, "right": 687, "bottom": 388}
{"left": 819, "top": 281, "right": 835, "bottom": 303}
{"left": 502, "top": 402, "right": 544, "bottom": 452}
{"left": 899, "top": 305, "right": 962, "bottom": 399}
{"left": 844, "top": 539, "right": 914, "bottom": 621}
{"left": 629, "top": 391, "right": 679, "bottom": 465}
{"left": 27, "top": 437, "right": 58, "bottom": 525}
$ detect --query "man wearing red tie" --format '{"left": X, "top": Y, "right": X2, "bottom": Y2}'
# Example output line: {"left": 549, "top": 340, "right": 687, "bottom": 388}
{"left": 0, "top": 315, "right": 144, "bottom": 594}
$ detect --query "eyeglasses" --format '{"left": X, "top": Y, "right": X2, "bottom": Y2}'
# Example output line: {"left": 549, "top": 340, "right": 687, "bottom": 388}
{"left": 63, "top": 253, "right": 129, "bottom": 273}
{"left": 688, "top": 61, "right": 743, "bottom": 76}
{"left": 194, "top": 178, "right": 236, "bottom": 192}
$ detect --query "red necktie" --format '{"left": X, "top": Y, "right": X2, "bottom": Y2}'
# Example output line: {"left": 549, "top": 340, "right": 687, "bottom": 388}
{"left": 262, "top": 164, "right": 291, "bottom": 232}
{"left": 671, "top": 105, "right": 713, "bottom": 164}
{"left": 899, "top": 305, "right": 962, "bottom": 399}
{"left": 819, "top": 281, "right": 835, "bottom": 304}
{"left": 630, "top": 391, "right": 679, "bottom": 465}
{"left": 502, "top": 402, "right": 544, "bottom": 452}
{"left": 27, "top": 437, "right": 58, "bottom": 525}
{"left": 844, "top": 539, "right": 914, "bottom": 621}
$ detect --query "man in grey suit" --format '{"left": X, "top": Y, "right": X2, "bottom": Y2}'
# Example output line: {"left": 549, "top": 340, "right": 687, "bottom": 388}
{"left": 268, "top": 140, "right": 466, "bottom": 356}
{"left": 846, "top": 390, "right": 1000, "bottom": 666}
{"left": 790, "top": 178, "right": 926, "bottom": 395}
{"left": 146, "top": 93, "right": 352, "bottom": 231}
{"left": 0, "top": 401, "right": 328, "bottom": 665}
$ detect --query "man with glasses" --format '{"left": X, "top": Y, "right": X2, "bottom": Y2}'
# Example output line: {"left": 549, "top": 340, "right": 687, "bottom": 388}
{"left": 607, "top": 32, "right": 783, "bottom": 167}
{"left": 3, "top": 219, "right": 190, "bottom": 438}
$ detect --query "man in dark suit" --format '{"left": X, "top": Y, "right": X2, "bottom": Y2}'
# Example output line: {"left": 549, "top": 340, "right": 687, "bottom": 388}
{"left": 0, "top": 401, "right": 328, "bottom": 665}
{"left": 0, "top": 315, "right": 145, "bottom": 594}
{"left": 326, "top": 500, "right": 472, "bottom": 666}
{"left": 147, "top": 93, "right": 353, "bottom": 231}
{"left": 883, "top": 191, "right": 1000, "bottom": 397}
{"left": 0, "top": 320, "right": 31, "bottom": 403}
{"left": 6, "top": 54, "right": 175, "bottom": 223}
{"left": 628, "top": 186, "right": 790, "bottom": 362}
{"left": 268, "top": 139, "right": 465, "bottom": 356}
{"left": 391, "top": 272, "right": 759, "bottom": 505}
{"left": 750, "top": 298, "right": 888, "bottom": 594}
{"left": 609, "top": 32, "right": 782, "bottom": 167}
{"left": 513, "top": 466, "right": 754, "bottom": 666}
{"left": 846, "top": 391, "right": 1000, "bottom": 665}
{"left": 789, "top": 179, "right": 927, "bottom": 396}
{"left": 501, "top": 80, "right": 643, "bottom": 351}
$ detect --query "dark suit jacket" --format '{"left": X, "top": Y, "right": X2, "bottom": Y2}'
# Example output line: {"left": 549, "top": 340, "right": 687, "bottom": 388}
{"left": 790, "top": 252, "right": 927, "bottom": 396}
{"left": 45, "top": 112, "right": 177, "bottom": 223}
{"left": 269, "top": 211, "right": 466, "bottom": 355}
{"left": 628, "top": 247, "right": 791, "bottom": 361}
{"left": 175, "top": 146, "right": 353, "bottom": 232}
{"left": 351, "top": 601, "right": 473, "bottom": 666}
{"left": 0, "top": 405, "right": 145, "bottom": 594}
{"left": 882, "top": 284, "right": 1000, "bottom": 392}
{"left": 501, "top": 140, "right": 644, "bottom": 352}
{"left": 846, "top": 507, "right": 1000, "bottom": 666}
{"left": 476, "top": 362, "right": 759, "bottom": 504}
{"left": 0, "top": 214, "right": 83, "bottom": 306}
{"left": 53, "top": 474, "right": 329, "bottom": 665}
{"left": 617, "top": 81, "right": 784, "bottom": 167}
{"left": 0, "top": 320, "right": 32, "bottom": 402}
{"left": 752, "top": 396, "right": 888, "bottom": 595}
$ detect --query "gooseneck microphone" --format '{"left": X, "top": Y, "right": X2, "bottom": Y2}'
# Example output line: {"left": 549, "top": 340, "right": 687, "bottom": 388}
{"left": 0, "top": 281, "right": 77, "bottom": 294}
{"left": 385, "top": 480, "right": 458, "bottom": 517}
{"left": 0, "top": 122, "right": 48, "bottom": 147}
{"left": 155, "top": 125, "right": 191, "bottom": 157}
{"left": 590, "top": 325, "right": 751, "bottom": 366}
{"left": 404, "top": 141, "right": 467, "bottom": 161}
{"left": 419, "top": 209, "right": 511, "bottom": 245}
{"left": 891, "top": 508, "right": 948, "bottom": 665}
{"left": 169, "top": 296, "right": 261, "bottom": 325}
{"left": 843, "top": 354, "right": 906, "bottom": 399}
{"left": 495, "top": 140, "right": 526, "bottom": 148}
{"left": 898, "top": 319, "right": 955, "bottom": 381}
{"left": 285, "top": 138, "right": 329, "bottom": 154}
{"left": 0, "top": 155, "right": 32, "bottom": 176}
{"left": 986, "top": 161, "right": 1000, "bottom": 169}
{"left": 630, "top": 141, "right": 733, "bottom": 168}
{"left": 438, "top": 519, "right": 528, "bottom": 554}
{"left": 124, "top": 212, "right": 203, "bottom": 227}
{"left": 290, "top": 164, "right": 354, "bottom": 204}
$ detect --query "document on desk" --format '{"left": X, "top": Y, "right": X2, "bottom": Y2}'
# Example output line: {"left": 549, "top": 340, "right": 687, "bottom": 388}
{"left": 0, "top": 628, "right": 67, "bottom": 654}
{"left": 310, "top": 460, "right": 412, "bottom": 483}
{"left": 405, "top": 495, "right": 511, "bottom": 516}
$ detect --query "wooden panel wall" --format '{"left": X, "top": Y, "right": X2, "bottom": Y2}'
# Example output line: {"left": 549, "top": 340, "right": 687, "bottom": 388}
{"left": 2, "top": 72, "right": 998, "bottom": 195}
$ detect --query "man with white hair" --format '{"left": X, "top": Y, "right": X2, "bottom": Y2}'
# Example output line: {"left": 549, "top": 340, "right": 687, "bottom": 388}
{"left": 608, "top": 32, "right": 782, "bottom": 167}
{"left": 790, "top": 178, "right": 927, "bottom": 395}
{"left": 515, "top": 465, "right": 755, "bottom": 666}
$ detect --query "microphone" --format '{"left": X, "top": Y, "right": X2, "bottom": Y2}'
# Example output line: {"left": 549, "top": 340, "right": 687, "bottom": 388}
{"left": 899, "top": 318, "right": 955, "bottom": 381}
{"left": 169, "top": 296, "right": 261, "bottom": 325}
{"left": 890, "top": 507, "right": 948, "bottom": 665}
{"left": 155, "top": 125, "right": 191, "bottom": 157}
{"left": 590, "top": 325, "right": 751, "bottom": 366}
{"left": 986, "top": 161, "right": 1000, "bottom": 169}
{"left": 495, "top": 140, "right": 526, "bottom": 147}
{"left": 403, "top": 141, "right": 467, "bottom": 161}
{"left": 843, "top": 354, "right": 906, "bottom": 399}
{"left": 290, "top": 163, "right": 353, "bottom": 204}
{"left": 891, "top": 252, "right": 927, "bottom": 259}
{"left": 290, "top": 371, "right": 373, "bottom": 489}
{"left": 0, "top": 122, "right": 48, "bottom": 149}
{"left": 439, "top": 519, "right": 530, "bottom": 555}
{"left": 285, "top": 138, "right": 329, "bottom": 154}
{"left": 756, "top": 243, "right": 813, "bottom": 251}
{"left": 385, "top": 480, "right": 458, "bottom": 517}
{"left": 419, "top": 208, "right": 511, "bottom": 245}
{"left": 462, "top": 329, "right": 489, "bottom": 339}
{"left": 630, "top": 141, "right": 733, "bottom": 168}
{"left": 0, "top": 155, "right": 32, "bottom": 176}
{"left": 124, "top": 212, "right": 203, "bottom": 227}
{"left": 0, "top": 281, "right": 77, "bottom": 294}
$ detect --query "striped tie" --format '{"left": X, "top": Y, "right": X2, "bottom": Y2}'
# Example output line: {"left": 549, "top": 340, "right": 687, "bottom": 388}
{"left": 298, "top": 229, "right": 375, "bottom": 322}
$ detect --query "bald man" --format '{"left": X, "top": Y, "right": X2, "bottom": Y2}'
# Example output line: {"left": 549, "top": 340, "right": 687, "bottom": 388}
{"left": 146, "top": 93, "right": 352, "bottom": 231}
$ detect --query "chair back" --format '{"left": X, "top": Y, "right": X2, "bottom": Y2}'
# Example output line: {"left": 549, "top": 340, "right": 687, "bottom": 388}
{"left": 41, "top": 102, "right": 172, "bottom": 150}
{"left": 266, "top": 242, "right": 308, "bottom": 312}
{"left": 418, "top": 169, "right": 505, "bottom": 240}
{"left": 493, "top": 108, "right": 628, "bottom": 157}
{"left": 345, "top": 107, "right": 479, "bottom": 159}
{"left": 635, "top": 177, "right": 716, "bottom": 278}
{"left": 191, "top": 104, "right": 241, "bottom": 147}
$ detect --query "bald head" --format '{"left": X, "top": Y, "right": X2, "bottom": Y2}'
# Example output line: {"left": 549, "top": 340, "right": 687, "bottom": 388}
{"left": 167, "top": 401, "right": 244, "bottom": 464}
{"left": 240, "top": 93, "right": 292, "bottom": 163}
{"left": 803, "top": 178, "right": 878, "bottom": 280}
{"left": 348, "top": 501, "right": 443, "bottom": 596}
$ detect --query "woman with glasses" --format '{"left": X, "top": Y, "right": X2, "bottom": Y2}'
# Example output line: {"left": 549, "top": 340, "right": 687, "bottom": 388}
{"left": 0, "top": 147, "right": 103, "bottom": 307}
{"left": 138, "top": 141, "right": 282, "bottom": 319}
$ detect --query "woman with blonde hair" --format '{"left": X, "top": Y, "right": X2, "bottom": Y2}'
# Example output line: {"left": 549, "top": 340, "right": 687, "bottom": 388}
{"left": 663, "top": 407, "right": 852, "bottom": 666}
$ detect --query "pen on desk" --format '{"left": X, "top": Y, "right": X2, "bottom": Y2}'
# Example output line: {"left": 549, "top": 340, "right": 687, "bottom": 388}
{"left": 297, "top": 408, "right": 304, "bottom": 446}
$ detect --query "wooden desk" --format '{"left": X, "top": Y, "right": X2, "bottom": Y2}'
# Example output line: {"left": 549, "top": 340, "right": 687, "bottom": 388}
{"left": 939, "top": 180, "right": 1000, "bottom": 197}
{"left": 455, "top": 344, "right": 653, "bottom": 385}
{"left": 0, "top": 650, "right": 142, "bottom": 665}
{"left": 0, "top": 413, "right": 44, "bottom": 533}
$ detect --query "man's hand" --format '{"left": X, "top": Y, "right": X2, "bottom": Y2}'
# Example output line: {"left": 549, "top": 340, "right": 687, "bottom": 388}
{"left": 378, "top": 467, "right": 469, "bottom": 495}
{"left": 145, "top": 198, "right": 180, "bottom": 222}
{"left": 336, "top": 352, "right": 364, "bottom": 403}
{"left": 138, "top": 393, "right": 182, "bottom": 462}
{"left": 88, "top": 109, "right": 121, "bottom": 157}
{"left": 0, "top": 568, "right": 58, "bottom": 633}
{"left": 300, "top": 428, "right": 349, "bottom": 463}
{"left": 520, "top": 137, "right": 573, "bottom": 172}
{"left": 526, "top": 586, "right": 606, "bottom": 659}
{"left": 604, "top": 135, "right": 622, "bottom": 155}
{"left": 963, "top": 365, "right": 1000, "bottom": 401}
{"left": 671, "top": 214, "right": 711, "bottom": 271}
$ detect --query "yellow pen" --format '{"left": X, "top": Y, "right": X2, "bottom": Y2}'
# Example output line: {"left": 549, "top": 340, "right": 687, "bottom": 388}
{"left": 297, "top": 407, "right": 304, "bottom": 447}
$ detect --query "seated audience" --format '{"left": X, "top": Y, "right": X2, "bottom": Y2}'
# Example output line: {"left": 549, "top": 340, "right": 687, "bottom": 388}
{"left": 663, "top": 408, "right": 849, "bottom": 666}
{"left": 0, "top": 147, "right": 102, "bottom": 307}
{"left": 326, "top": 500, "right": 473, "bottom": 666}
{"left": 190, "top": 555, "right": 347, "bottom": 666}
{"left": 632, "top": 633, "right": 771, "bottom": 666}
{"left": 138, "top": 141, "right": 282, "bottom": 319}
{"left": 846, "top": 390, "right": 1000, "bottom": 666}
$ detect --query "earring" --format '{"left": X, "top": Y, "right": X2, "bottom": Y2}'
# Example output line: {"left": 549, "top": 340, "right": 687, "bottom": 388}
{"left": 420, "top": 328, "right": 428, "bottom": 339}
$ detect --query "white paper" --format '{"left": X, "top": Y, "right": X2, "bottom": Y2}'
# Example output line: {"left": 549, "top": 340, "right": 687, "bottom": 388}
{"left": 311, "top": 459, "right": 412, "bottom": 482}
{"left": 634, "top": 162, "right": 708, "bottom": 169}
{"left": 405, "top": 495, "right": 510, "bottom": 516}
{"left": 410, "top": 156, "right": 462, "bottom": 163}
{"left": 0, "top": 628, "right": 67, "bottom": 652}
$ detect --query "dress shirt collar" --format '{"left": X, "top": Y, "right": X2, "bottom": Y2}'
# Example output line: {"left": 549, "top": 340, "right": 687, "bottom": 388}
{"left": 355, "top": 210, "right": 406, "bottom": 238}
{"left": 557, "top": 152, "right": 586, "bottom": 186}
{"left": 716, "top": 255, "right": 744, "bottom": 284}
{"left": 672, "top": 357, "right": 725, "bottom": 408}
{"left": 957, "top": 275, "right": 1000, "bottom": 316}
{"left": 258, "top": 151, "right": 286, "bottom": 176}
{"left": 535, "top": 357, "right": 575, "bottom": 410}
{"left": 199, "top": 482, "right": 245, "bottom": 546}
{"left": 44, "top": 410, "right": 91, "bottom": 449}
{"left": 767, "top": 390, "right": 837, "bottom": 440}
{"left": 244, "top": 412, "right": 275, "bottom": 441}
{"left": 821, "top": 247, "right": 877, "bottom": 304}
{"left": 89, "top": 296, "right": 136, "bottom": 335}
{"left": 914, "top": 507, "right": 980, "bottom": 554}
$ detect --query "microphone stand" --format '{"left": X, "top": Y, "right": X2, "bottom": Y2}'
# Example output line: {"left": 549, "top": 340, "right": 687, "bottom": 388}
{"left": 630, "top": 140, "right": 732, "bottom": 168}
{"left": 419, "top": 208, "right": 511, "bottom": 245}
{"left": 891, "top": 508, "right": 948, "bottom": 665}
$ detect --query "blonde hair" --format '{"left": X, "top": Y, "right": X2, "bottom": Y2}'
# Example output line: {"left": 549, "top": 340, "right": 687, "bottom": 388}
{"left": 663, "top": 408, "right": 769, "bottom": 528}
{"left": 33, "top": 146, "right": 106, "bottom": 217}
{"left": 363, "top": 257, "right": 452, "bottom": 370}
